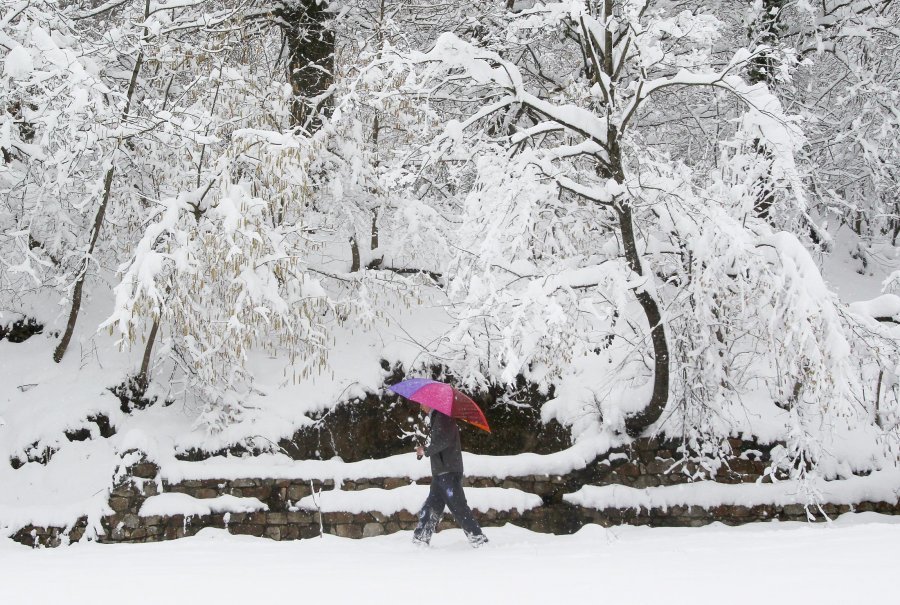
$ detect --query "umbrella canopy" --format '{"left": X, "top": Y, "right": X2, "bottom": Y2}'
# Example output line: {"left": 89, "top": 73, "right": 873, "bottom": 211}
{"left": 388, "top": 379, "right": 491, "bottom": 433}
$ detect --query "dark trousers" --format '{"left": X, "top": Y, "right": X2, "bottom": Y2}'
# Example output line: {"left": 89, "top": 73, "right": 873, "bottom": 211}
{"left": 413, "top": 472, "right": 483, "bottom": 543}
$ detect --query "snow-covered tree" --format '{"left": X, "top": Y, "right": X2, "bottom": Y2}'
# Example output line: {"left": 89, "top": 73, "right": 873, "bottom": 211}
{"left": 368, "top": 0, "right": 898, "bottom": 479}
{"left": 1, "top": 2, "right": 115, "bottom": 338}
{"left": 2, "top": 0, "right": 898, "bottom": 462}
{"left": 741, "top": 0, "right": 900, "bottom": 250}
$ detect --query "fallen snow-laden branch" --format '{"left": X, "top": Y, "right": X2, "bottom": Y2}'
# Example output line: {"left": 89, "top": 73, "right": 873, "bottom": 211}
{"left": 139, "top": 493, "right": 268, "bottom": 517}
{"left": 564, "top": 470, "right": 900, "bottom": 511}
{"left": 849, "top": 294, "right": 900, "bottom": 324}
{"left": 296, "top": 484, "right": 542, "bottom": 515}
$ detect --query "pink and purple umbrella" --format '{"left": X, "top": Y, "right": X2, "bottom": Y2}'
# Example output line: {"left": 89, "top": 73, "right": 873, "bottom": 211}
{"left": 388, "top": 378, "right": 491, "bottom": 433}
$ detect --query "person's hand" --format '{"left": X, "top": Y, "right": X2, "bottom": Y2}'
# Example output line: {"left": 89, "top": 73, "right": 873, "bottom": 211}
{"left": 415, "top": 446, "right": 424, "bottom": 459}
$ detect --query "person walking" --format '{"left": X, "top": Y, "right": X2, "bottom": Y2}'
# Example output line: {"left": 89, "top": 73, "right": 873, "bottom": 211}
{"left": 413, "top": 403, "right": 488, "bottom": 548}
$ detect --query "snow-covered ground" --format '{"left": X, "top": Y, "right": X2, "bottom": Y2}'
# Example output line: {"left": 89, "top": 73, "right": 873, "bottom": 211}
{"left": 2, "top": 515, "right": 898, "bottom": 605}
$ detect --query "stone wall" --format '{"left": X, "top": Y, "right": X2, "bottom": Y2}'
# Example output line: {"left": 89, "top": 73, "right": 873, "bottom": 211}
{"left": 590, "top": 437, "right": 775, "bottom": 488}
{"left": 0, "top": 317, "right": 43, "bottom": 343}
{"left": 580, "top": 500, "right": 900, "bottom": 527}
{"left": 10, "top": 438, "right": 900, "bottom": 548}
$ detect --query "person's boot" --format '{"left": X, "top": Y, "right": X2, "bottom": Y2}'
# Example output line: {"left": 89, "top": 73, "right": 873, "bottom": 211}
{"left": 466, "top": 532, "right": 489, "bottom": 548}
{"left": 412, "top": 509, "right": 438, "bottom": 547}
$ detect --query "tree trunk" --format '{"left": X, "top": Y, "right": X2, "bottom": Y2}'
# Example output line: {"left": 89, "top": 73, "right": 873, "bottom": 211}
{"left": 597, "top": 3, "right": 670, "bottom": 436}
{"left": 349, "top": 236, "right": 360, "bottom": 272}
{"left": 748, "top": 0, "right": 786, "bottom": 224}
{"left": 53, "top": 166, "right": 116, "bottom": 363}
{"left": 748, "top": 0, "right": 787, "bottom": 86}
{"left": 138, "top": 318, "right": 160, "bottom": 383}
{"left": 278, "top": 0, "right": 335, "bottom": 130}
{"left": 366, "top": 210, "right": 383, "bottom": 269}
{"left": 617, "top": 202, "right": 671, "bottom": 437}
{"left": 54, "top": 1, "right": 149, "bottom": 363}
{"left": 366, "top": 112, "right": 382, "bottom": 270}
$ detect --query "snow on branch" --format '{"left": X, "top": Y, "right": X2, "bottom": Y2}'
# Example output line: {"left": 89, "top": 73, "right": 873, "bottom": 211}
{"left": 406, "top": 33, "right": 612, "bottom": 151}
{"left": 849, "top": 295, "right": 900, "bottom": 325}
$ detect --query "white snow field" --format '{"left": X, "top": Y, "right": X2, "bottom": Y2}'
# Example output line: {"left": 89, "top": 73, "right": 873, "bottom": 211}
{"left": 1, "top": 514, "right": 898, "bottom": 605}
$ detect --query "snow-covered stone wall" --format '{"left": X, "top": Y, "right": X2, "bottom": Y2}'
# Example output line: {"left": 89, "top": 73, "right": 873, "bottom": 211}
{"left": 10, "top": 438, "right": 900, "bottom": 548}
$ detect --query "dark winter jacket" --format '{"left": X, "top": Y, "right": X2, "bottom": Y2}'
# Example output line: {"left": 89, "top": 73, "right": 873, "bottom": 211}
{"left": 424, "top": 411, "right": 464, "bottom": 475}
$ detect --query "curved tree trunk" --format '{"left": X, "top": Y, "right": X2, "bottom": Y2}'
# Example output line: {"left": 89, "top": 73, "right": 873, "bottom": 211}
{"left": 607, "top": 120, "right": 669, "bottom": 437}
{"left": 617, "top": 202, "right": 670, "bottom": 437}
{"left": 54, "top": 18, "right": 148, "bottom": 362}
{"left": 52, "top": 166, "right": 115, "bottom": 363}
